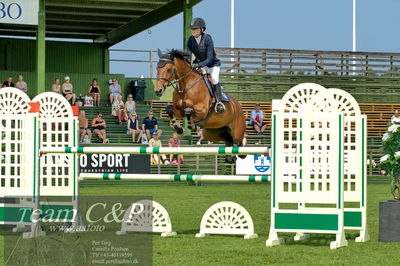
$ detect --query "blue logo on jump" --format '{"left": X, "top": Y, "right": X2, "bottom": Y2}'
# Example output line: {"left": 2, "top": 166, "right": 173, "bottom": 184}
{"left": 254, "top": 154, "right": 271, "bottom": 173}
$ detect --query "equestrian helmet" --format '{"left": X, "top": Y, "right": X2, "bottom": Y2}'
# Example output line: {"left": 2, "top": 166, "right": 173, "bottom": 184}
{"left": 190, "top": 17, "right": 206, "bottom": 31}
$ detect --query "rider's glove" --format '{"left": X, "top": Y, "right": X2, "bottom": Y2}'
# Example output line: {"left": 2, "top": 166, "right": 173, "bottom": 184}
{"left": 192, "top": 63, "right": 201, "bottom": 69}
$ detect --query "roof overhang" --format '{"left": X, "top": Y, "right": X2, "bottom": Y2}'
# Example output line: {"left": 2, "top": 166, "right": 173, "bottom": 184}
{"left": 0, "top": 0, "right": 202, "bottom": 45}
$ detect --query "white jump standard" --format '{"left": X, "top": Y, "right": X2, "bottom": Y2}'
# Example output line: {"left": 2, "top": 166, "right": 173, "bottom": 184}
{"left": 266, "top": 83, "right": 369, "bottom": 250}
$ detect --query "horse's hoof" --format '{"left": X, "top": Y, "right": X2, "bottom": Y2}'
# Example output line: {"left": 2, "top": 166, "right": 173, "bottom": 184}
{"left": 225, "top": 155, "right": 236, "bottom": 164}
{"left": 176, "top": 127, "right": 184, "bottom": 135}
{"left": 238, "top": 155, "right": 247, "bottom": 159}
{"left": 184, "top": 107, "right": 195, "bottom": 116}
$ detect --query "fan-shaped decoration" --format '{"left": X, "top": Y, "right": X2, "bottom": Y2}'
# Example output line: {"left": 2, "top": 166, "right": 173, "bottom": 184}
{"left": 32, "top": 92, "right": 73, "bottom": 118}
{"left": 116, "top": 200, "right": 176, "bottom": 237}
{"left": 279, "top": 83, "right": 326, "bottom": 113}
{"left": 321, "top": 88, "right": 361, "bottom": 116}
{"left": 195, "top": 201, "right": 257, "bottom": 239}
{"left": 0, "top": 87, "right": 31, "bottom": 115}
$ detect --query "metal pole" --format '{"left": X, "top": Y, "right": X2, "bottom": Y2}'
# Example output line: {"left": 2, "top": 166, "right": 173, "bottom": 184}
{"left": 215, "top": 155, "right": 218, "bottom": 175}
{"left": 36, "top": 0, "right": 45, "bottom": 94}
{"left": 230, "top": 0, "right": 234, "bottom": 49}
{"left": 79, "top": 173, "right": 271, "bottom": 183}
{"left": 149, "top": 50, "right": 154, "bottom": 78}
{"left": 41, "top": 146, "right": 270, "bottom": 155}
{"left": 230, "top": 0, "right": 235, "bottom": 70}
{"left": 352, "top": 0, "right": 356, "bottom": 75}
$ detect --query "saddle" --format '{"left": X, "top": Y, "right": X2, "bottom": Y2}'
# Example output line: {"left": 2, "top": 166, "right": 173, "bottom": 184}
{"left": 202, "top": 74, "right": 231, "bottom": 102}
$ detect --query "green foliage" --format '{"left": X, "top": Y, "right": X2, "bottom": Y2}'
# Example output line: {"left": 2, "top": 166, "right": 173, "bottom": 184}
{"left": 378, "top": 121, "right": 400, "bottom": 182}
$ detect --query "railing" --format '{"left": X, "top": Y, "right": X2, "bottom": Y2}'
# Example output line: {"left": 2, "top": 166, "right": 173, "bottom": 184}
{"left": 110, "top": 48, "right": 400, "bottom": 78}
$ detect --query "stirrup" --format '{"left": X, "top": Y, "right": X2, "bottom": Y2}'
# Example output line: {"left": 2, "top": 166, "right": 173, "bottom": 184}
{"left": 215, "top": 102, "right": 225, "bottom": 114}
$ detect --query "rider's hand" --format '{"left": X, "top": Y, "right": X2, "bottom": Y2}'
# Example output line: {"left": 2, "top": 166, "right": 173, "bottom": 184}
{"left": 192, "top": 63, "right": 200, "bottom": 69}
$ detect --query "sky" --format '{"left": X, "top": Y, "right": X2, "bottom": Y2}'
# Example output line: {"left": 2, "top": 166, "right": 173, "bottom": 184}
{"left": 110, "top": 0, "right": 400, "bottom": 77}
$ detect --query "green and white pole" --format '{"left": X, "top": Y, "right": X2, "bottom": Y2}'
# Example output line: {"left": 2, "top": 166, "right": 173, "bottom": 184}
{"left": 41, "top": 146, "right": 269, "bottom": 155}
{"left": 80, "top": 173, "right": 270, "bottom": 183}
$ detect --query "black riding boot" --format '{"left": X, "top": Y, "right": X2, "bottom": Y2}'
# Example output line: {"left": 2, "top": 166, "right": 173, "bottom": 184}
{"left": 214, "top": 83, "right": 225, "bottom": 114}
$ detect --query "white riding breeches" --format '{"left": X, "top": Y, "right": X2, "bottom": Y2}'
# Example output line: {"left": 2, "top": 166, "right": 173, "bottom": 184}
{"left": 203, "top": 66, "right": 220, "bottom": 85}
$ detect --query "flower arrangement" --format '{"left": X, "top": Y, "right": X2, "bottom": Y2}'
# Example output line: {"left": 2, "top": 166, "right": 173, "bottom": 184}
{"left": 378, "top": 118, "right": 400, "bottom": 199}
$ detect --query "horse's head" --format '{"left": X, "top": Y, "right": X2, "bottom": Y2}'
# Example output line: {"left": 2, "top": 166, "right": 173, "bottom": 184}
{"left": 155, "top": 49, "right": 192, "bottom": 97}
{"left": 155, "top": 49, "right": 175, "bottom": 97}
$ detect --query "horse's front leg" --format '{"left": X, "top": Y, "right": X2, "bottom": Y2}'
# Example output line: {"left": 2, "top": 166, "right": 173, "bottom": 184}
{"left": 166, "top": 104, "right": 185, "bottom": 135}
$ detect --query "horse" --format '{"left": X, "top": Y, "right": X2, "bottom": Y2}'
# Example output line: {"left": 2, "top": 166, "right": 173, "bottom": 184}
{"left": 155, "top": 49, "right": 246, "bottom": 162}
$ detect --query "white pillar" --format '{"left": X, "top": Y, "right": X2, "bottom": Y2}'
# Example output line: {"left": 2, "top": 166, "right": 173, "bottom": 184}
{"left": 352, "top": 0, "right": 356, "bottom": 74}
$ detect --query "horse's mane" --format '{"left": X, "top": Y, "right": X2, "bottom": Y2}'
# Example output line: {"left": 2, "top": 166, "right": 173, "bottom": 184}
{"left": 170, "top": 49, "right": 191, "bottom": 62}
{"left": 159, "top": 49, "right": 190, "bottom": 63}
{"left": 157, "top": 49, "right": 191, "bottom": 68}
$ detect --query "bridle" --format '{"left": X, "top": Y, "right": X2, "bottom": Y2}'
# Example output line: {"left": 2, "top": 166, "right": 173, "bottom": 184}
{"left": 157, "top": 58, "right": 202, "bottom": 94}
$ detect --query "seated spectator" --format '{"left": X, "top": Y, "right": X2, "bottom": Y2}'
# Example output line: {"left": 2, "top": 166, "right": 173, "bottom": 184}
{"left": 92, "top": 112, "right": 109, "bottom": 143}
{"left": 149, "top": 131, "right": 169, "bottom": 164}
{"left": 124, "top": 94, "right": 136, "bottom": 120}
{"left": 52, "top": 78, "right": 61, "bottom": 94}
{"left": 89, "top": 78, "right": 101, "bottom": 107}
{"left": 127, "top": 113, "right": 142, "bottom": 143}
{"left": 79, "top": 110, "right": 92, "bottom": 143}
{"left": 250, "top": 103, "right": 267, "bottom": 135}
{"left": 62, "top": 76, "right": 76, "bottom": 105}
{"left": 15, "top": 75, "right": 28, "bottom": 93}
{"left": 392, "top": 110, "right": 400, "bottom": 123}
{"left": 112, "top": 95, "right": 126, "bottom": 124}
{"left": 168, "top": 132, "right": 184, "bottom": 164}
{"left": 109, "top": 78, "right": 121, "bottom": 105}
{"left": 142, "top": 111, "right": 162, "bottom": 140}
{"left": 2, "top": 76, "right": 14, "bottom": 88}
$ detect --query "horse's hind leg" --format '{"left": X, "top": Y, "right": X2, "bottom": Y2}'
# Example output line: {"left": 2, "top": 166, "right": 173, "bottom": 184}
{"left": 228, "top": 123, "right": 247, "bottom": 159}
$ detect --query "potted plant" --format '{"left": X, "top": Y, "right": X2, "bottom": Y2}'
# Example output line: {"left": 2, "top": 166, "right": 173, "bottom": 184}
{"left": 378, "top": 117, "right": 400, "bottom": 241}
{"left": 378, "top": 122, "right": 400, "bottom": 199}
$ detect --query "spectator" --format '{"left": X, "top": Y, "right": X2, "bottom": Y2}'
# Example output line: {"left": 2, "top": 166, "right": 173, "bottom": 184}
{"left": 392, "top": 110, "right": 400, "bottom": 123}
{"left": 78, "top": 110, "right": 92, "bottom": 143}
{"left": 89, "top": 78, "right": 101, "bottom": 107}
{"left": 2, "top": 76, "right": 14, "bottom": 88}
{"left": 52, "top": 78, "right": 61, "bottom": 94}
{"left": 250, "top": 103, "right": 267, "bottom": 135}
{"left": 62, "top": 76, "right": 76, "bottom": 105}
{"left": 149, "top": 131, "right": 169, "bottom": 164}
{"left": 127, "top": 112, "right": 142, "bottom": 143}
{"left": 142, "top": 110, "right": 162, "bottom": 140}
{"left": 15, "top": 75, "right": 28, "bottom": 93}
{"left": 92, "top": 112, "right": 109, "bottom": 143}
{"left": 112, "top": 95, "right": 126, "bottom": 124}
{"left": 168, "top": 132, "right": 184, "bottom": 164}
{"left": 109, "top": 78, "right": 121, "bottom": 105}
{"left": 124, "top": 94, "right": 136, "bottom": 120}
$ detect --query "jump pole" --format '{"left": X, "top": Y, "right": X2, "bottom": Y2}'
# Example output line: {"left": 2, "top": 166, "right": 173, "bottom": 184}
{"left": 79, "top": 173, "right": 270, "bottom": 182}
{"left": 41, "top": 146, "right": 269, "bottom": 155}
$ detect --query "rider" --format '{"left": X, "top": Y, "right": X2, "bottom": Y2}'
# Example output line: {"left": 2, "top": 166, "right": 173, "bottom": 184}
{"left": 186, "top": 17, "right": 225, "bottom": 114}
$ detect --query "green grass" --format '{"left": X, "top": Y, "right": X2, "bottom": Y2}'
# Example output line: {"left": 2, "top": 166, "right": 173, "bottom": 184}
{"left": 1, "top": 183, "right": 400, "bottom": 265}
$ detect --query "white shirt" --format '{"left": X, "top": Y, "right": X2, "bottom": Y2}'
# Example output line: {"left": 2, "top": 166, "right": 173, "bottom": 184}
{"left": 251, "top": 110, "right": 263, "bottom": 121}
{"left": 195, "top": 36, "right": 201, "bottom": 45}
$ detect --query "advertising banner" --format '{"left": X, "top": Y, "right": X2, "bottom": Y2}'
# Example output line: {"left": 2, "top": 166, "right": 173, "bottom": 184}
{"left": 79, "top": 154, "right": 151, "bottom": 174}
{"left": 0, "top": 0, "right": 39, "bottom": 25}
{"left": 236, "top": 154, "right": 271, "bottom": 175}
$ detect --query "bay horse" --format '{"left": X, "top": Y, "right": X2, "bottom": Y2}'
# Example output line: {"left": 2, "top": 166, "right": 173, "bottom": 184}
{"left": 155, "top": 49, "right": 246, "bottom": 162}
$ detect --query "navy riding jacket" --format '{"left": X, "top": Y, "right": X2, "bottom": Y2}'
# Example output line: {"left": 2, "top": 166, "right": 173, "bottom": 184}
{"left": 186, "top": 33, "right": 221, "bottom": 68}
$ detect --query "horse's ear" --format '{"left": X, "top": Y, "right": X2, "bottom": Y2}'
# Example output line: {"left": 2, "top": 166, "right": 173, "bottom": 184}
{"left": 157, "top": 48, "right": 163, "bottom": 58}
